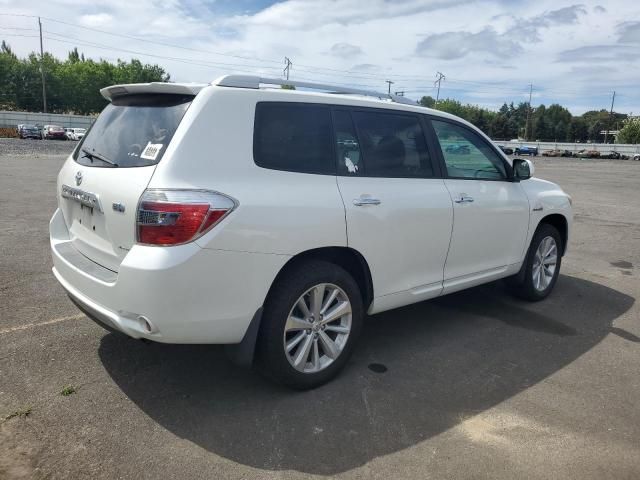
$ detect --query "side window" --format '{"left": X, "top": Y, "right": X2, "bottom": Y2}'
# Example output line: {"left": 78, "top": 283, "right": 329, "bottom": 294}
{"left": 431, "top": 119, "right": 506, "bottom": 180}
{"left": 333, "top": 110, "right": 362, "bottom": 175}
{"left": 350, "top": 111, "right": 433, "bottom": 178}
{"left": 254, "top": 103, "right": 334, "bottom": 174}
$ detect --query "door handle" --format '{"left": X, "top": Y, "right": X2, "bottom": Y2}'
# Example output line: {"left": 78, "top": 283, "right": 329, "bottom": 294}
{"left": 353, "top": 196, "right": 381, "bottom": 206}
{"left": 454, "top": 194, "right": 474, "bottom": 204}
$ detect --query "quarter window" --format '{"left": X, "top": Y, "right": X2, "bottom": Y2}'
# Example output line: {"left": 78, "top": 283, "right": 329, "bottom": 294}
{"left": 254, "top": 103, "right": 334, "bottom": 174}
{"left": 431, "top": 119, "right": 506, "bottom": 180}
{"left": 350, "top": 111, "right": 433, "bottom": 178}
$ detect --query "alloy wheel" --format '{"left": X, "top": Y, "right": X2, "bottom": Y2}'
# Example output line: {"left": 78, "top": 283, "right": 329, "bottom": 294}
{"left": 283, "top": 283, "right": 352, "bottom": 373}
{"left": 532, "top": 236, "right": 558, "bottom": 291}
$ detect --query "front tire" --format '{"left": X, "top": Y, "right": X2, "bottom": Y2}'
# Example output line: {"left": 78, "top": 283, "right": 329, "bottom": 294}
{"left": 257, "top": 260, "right": 363, "bottom": 390}
{"left": 507, "top": 223, "right": 562, "bottom": 301}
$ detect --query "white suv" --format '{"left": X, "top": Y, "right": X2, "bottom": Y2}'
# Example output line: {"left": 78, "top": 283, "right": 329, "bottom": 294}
{"left": 50, "top": 75, "right": 572, "bottom": 389}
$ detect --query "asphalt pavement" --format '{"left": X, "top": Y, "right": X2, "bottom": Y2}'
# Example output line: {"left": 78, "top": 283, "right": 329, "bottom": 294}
{"left": 1, "top": 138, "right": 639, "bottom": 479}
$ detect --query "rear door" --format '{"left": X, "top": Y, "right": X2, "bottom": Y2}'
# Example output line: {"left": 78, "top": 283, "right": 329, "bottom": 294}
{"left": 428, "top": 118, "right": 530, "bottom": 291}
{"left": 57, "top": 93, "right": 193, "bottom": 272}
{"left": 334, "top": 108, "right": 453, "bottom": 312}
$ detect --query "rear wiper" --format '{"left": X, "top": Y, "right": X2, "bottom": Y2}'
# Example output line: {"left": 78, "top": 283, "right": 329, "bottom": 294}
{"left": 81, "top": 147, "right": 118, "bottom": 167}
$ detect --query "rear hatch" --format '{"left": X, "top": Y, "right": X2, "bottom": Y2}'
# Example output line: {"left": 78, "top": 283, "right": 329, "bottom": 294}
{"left": 57, "top": 92, "right": 194, "bottom": 272}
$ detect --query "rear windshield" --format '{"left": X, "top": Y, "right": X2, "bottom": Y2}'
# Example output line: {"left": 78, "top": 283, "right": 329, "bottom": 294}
{"left": 73, "top": 94, "right": 193, "bottom": 168}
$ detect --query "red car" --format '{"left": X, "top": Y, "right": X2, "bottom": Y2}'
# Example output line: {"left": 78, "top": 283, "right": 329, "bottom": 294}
{"left": 43, "top": 125, "right": 67, "bottom": 140}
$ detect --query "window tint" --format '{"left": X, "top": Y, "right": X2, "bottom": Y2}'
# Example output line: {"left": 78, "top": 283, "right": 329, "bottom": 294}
{"left": 254, "top": 103, "right": 334, "bottom": 174}
{"left": 431, "top": 120, "right": 506, "bottom": 180}
{"left": 333, "top": 110, "right": 361, "bottom": 175}
{"left": 74, "top": 94, "right": 192, "bottom": 168}
{"left": 351, "top": 111, "right": 432, "bottom": 178}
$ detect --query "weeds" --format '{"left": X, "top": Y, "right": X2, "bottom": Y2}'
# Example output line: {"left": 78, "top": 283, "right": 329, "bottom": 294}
{"left": 60, "top": 385, "right": 77, "bottom": 396}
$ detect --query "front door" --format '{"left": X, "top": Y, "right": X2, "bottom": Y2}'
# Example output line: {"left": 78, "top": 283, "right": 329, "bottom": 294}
{"left": 429, "top": 118, "right": 530, "bottom": 293}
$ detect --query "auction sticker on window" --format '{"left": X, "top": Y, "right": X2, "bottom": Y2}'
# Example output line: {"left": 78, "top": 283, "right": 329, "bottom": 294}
{"left": 140, "top": 142, "right": 164, "bottom": 161}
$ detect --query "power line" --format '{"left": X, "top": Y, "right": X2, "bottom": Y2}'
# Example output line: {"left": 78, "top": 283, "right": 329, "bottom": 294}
{"left": 38, "top": 17, "right": 47, "bottom": 113}
{"left": 434, "top": 72, "right": 445, "bottom": 106}
{"left": 283, "top": 56, "right": 292, "bottom": 80}
{"left": 524, "top": 83, "right": 532, "bottom": 140}
{"left": 385, "top": 80, "right": 394, "bottom": 95}
{"left": 1, "top": 13, "right": 636, "bottom": 109}
{"left": 604, "top": 91, "right": 616, "bottom": 144}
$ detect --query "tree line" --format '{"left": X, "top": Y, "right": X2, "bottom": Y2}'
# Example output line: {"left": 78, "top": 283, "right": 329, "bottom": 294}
{"left": 419, "top": 95, "right": 635, "bottom": 144}
{"left": 2, "top": 40, "right": 638, "bottom": 143}
{"left": 0, "top": 41, "right": 168, "bottom": 115}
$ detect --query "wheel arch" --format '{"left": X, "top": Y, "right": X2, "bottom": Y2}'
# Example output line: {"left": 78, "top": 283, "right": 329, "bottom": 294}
{"left": 267, "top": 246, "right": 374, "bottom": 310}
{"left": 225, "top": 246, "right": 374, "bottom": 368}
{"left": 537, "top": 213, "right": 568, "bottom": 255}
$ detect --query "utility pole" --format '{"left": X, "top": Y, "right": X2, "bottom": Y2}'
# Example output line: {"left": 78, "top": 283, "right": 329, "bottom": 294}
{"left": 283, "top": 57, "right": 292, "bottom": 80}
{"left": 385, "top": 80, "right": 394, "bottom": 95}
{"left": 434, "top": 72, "right": 445, "bottom": 106}
{"left": 604, "top": 91, "right": 616, "bottom": 144}
{"left": 38, "top": 17, "right": 47, "bottom": 113}
{"left": 524, "top": 83, "right": 533, "bottom": 141}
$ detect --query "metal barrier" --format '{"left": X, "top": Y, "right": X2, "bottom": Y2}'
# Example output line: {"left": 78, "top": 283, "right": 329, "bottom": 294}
{"left": 493, "top": 140, "right": 640, "bottom": 156}
{"left": 0, "top": 111, "right": 95, "bottom": 129}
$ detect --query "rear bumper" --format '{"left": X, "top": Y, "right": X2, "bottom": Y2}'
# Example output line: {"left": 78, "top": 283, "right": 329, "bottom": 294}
{"left": 50, "top": 208, "right": 289, "bottom": 343}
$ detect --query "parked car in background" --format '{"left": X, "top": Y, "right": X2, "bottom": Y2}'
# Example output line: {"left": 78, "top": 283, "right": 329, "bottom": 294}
{"left": 542, "top": 149, "right": 561, "bottom": 157}
{"left": 17, "top": 124, "right": 42, "bottom": 139}
{"left": 43, "top": 125, "right": 67, "bottom": 140}
{"left": 514, "top": 146, "right": 538, "bottom": 156}
{"left": 633, "top": 154, "right": 640, "bottom": 161}
{"left": 542, "top": 149, "right": 572, "bottom": 157}
{"left": 65, "top": 128, "right": 86, "bottom": 141}
{"left": 600, "top": 151, "right": 622, "bottom": 160}
{"left": 497, "top": 145, "right": 514, "bottom": 155}
{"left": 50, "top": 75, "right": 572, "bottom": 389}
{"left": 576, "top": 149, "right": 600, "bottom": 158}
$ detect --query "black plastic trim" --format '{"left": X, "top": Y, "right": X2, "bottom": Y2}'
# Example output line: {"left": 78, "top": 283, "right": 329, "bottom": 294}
{"left": 224, "top": 307, "right": 263, "bottom": 367}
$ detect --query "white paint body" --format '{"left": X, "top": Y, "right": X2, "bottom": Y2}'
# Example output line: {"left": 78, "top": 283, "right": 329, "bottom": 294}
{"left": 50, "top": 80, "right": 572, "bottom": 344}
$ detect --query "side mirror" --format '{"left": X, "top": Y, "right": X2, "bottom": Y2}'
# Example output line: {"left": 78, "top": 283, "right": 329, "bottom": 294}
{"left": 513, "top": 158, "right": 534, "bottom": 181}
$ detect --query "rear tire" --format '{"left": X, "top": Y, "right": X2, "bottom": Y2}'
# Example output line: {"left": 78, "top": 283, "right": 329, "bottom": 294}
{"left": 257, "top": 260, "right": 363, "bottom": 390}
{"left": 507, "top": 223, "right": 562, "bottom": 301}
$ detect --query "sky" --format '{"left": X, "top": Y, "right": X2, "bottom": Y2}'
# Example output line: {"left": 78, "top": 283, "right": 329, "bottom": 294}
{"left": 1, "top": 0, "right": 639, "bottom": 115}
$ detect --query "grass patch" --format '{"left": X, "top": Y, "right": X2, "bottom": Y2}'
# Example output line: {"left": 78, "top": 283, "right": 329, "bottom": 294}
{"left": 4, "top": 406, "right": 32, "bottom": 421}
{"left": 60, "top": 385, "right": 77, "bottom": 396}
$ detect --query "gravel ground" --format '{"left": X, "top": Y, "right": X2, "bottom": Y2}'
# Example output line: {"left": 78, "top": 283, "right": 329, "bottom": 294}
{"left": 1, "top": 137, "right": 639, "bottom": 479}
{"left": 0, "top": 138, "right": 78, "bottom": 157}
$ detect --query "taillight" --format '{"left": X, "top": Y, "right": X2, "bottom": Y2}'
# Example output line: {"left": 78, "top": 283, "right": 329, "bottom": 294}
{"left": 137, "top": 189, "right": 237, "bottom": 246}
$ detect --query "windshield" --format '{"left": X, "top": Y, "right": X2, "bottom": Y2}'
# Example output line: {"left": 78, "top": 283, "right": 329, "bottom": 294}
{"left": 73, "top": 93, "right": 193, "bottom": 168}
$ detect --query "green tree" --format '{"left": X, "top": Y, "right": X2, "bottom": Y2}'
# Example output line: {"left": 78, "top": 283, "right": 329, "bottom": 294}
{"left": 0, "top": 40, "right": 170, "bottom": 114}
{"left": 419, "top": 95, "right": 435, "bottom": 108}
{"left": 616, "top": 118, "right": 640, "bottom": 144}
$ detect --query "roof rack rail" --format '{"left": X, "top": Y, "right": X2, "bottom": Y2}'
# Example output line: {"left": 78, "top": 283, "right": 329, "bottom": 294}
{"left": 213, "top": 75, "right": 418, "bottom": 106}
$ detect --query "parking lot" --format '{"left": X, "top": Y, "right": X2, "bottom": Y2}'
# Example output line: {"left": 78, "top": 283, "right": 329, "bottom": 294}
{"left": 1, "top": 137, "right": 639, "bottom": 479}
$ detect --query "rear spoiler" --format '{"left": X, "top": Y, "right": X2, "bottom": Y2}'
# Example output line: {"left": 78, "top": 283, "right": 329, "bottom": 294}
{"left": 100, "top": 82, "right": 206, "bottom": 102}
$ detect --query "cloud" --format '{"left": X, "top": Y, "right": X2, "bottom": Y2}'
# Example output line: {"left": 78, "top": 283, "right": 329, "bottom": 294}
{"left": 230, "top": 0, "right": 474, "bottom": 29}
{"left": 506, "top": 4, "right": 588, "bottom": 42}
{"left": 2, "top": 0, "right": 639, "bottom": 115}
{"left": 617, "top": 21, "right": 640, "bottom": 43}
{"left": 329, "top": 42, "right": 363, "bottom": 58}
{"left": 351, "top": 63, "right": 382, "bottom": 72}
{"left": 78, "top": 13, "right": 113, "bottom": 27}
{"left": 557, "top": 45, "right": 640, "bottom": 63}
{"left": 416, "top": 27, "right": 522, "bottom": 59}
{"left": 415, "top": 4, "right": 587, "bottom": 59}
